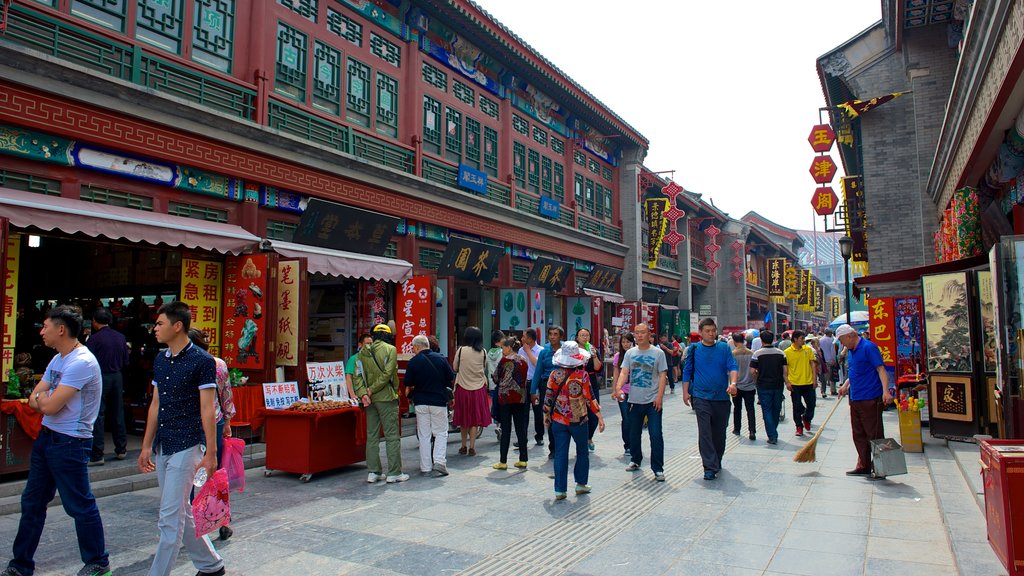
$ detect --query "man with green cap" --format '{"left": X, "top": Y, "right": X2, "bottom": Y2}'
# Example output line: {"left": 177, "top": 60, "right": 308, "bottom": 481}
{"left": 354, "top": 324, "right": 407, "bottom": 483}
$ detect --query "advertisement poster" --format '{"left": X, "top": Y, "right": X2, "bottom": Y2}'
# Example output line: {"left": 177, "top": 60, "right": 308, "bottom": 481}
{"left": 2, "top": 233, "right": 18, "bottom": 381}
{"left": 305, "top": 361, "right": 348, "bottom": 401}
{"left": 396, "top": 276, "right": 432, "bottom": 357}
{"left": 276, "top": 260, "right": 301, "bottom": 367}
{"left": 223, "top": 254, "right": 269, "bottom": 369}
{"left": 894, "top": 296, "right": 924, "bottom": 377}
{"left": 867, "top": 297, "right": 896, "bottom": 366}
{"left": 922, "top": 272, "right": 971, "bottom": 373}
{"left": 529, "top": 288, "right": 546, "bottom": 333}
{"left": 180, "top": 258, "right": 223, "bottom": 357}
{"left": 566, "top": 297, "right": 591, "bottom": 335}
{"left": 262, "top": 381, "right": 300, "bottom": 409}
{"left": 500, "top": 289, "right": 527, "bottom": 332}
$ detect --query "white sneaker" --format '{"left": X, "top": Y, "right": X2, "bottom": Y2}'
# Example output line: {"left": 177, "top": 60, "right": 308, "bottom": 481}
{"left": 386, "top": 473, "right": 410, "bottom": 483}
{"left": 367, "top": 472, "right": 381, "bottom": 483}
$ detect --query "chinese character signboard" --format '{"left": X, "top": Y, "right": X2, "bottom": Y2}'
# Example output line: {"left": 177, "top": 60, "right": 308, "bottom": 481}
{"left": 811, "top": 187, "right": 839, "bottom": 216}
{"left": 644, "top": 198, "right": 670, "bottom": 268}
{"left": 797, "top": 269, "right": 811, "bottom": 308}
{"left": 527, "top": 257, "right": 572, "bottom": 292}
{"left": 437, "top": 236, "right": 502, "bottom": 283}
{"left": 617, "top": 303, "right": 638, "bottom": 332}
{"left": 867, "top": 297, "right": 896, "bottom": 367}
{"left": 784, "top": 263, "right": 799, "bottom": 299}
{"left": 457, "top": 164, "right": 488, "bottom": 195}
{"left": 500, "top": 289, "right": 527, "bottom": 331}
{"left": 538, "top": 196, "right": 560, "bottom": 219}
{"left": 843, "top": 176, "right": 868, "bottom": 262}
{"left": 2, "top": 232, "right": 17, "bottom": 382}
{"left": 292, "top": 198, "right": 399, "bottom": 257}
{"left": 262, "top": 381, "right": 300, "bottom": 410}
{"left": 584, "top": 265, "right": 621, "bottom": 293}
{"left": 830, "top": 296, "right": 842, "bottom": 320}
{"left": 814, "top": 283, "right": 825, "bottom": 313}
{"left": 305, "top": 361, "right": 348, "bottom": 401}
{"left": 276, "top": 259, "right": 301, "bottom": 367}
{"left": 222, "top": 254, "right": 269, "bottom": 369}
{"left": 809, "top": 155, "right": 837, "bottom": 184}
{"left": 894, "top": 296, "right": 924, "bottom": 377}
{"left": 767, "top": 258, "right": 785, "bottom": 297}
{"left": 180, "top": 258, "right": 223, "bottom": 357}
{"left": 807, "top": 124, "right": 836, "bottom": 153}
{"left": 396, "top": 276, "right": 432, "bottom": 357}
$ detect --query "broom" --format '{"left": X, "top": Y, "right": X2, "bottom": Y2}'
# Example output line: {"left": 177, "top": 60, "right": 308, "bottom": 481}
{"left": 793, "top": 395, "right": 847, "bottom": 463}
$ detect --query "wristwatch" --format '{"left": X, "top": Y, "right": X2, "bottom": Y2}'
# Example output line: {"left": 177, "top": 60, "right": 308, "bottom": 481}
{"left": 34, "top": 392, "right": 41, "bottom": 402}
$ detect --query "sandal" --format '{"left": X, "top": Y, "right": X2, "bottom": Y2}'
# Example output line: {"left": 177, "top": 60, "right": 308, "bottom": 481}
{"left": 468, "top": 448, "right": 476, "bottom": 456}
{"left": 458, "top": 446, "right": 467, "bottom": 455}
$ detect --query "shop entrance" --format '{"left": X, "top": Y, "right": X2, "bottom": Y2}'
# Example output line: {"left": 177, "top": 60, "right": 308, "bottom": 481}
{"left": 452, "top": 283, "right": 495, "bottom": 345}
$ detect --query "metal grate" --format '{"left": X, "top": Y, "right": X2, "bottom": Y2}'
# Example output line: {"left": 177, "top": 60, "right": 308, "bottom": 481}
{"left": 81, "top": 185, "right": 154, "bottom": 211}
{"left": 0, "top": 170, "right": 61, "bottom": 196}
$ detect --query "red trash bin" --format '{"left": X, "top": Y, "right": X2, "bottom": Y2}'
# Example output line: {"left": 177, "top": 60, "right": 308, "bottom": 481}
{"left": 980, "top": 439, "right": 1024, "bottom": 576}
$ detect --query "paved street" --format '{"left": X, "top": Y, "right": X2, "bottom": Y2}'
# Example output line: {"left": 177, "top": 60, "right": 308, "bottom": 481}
{"left": 0, "top": 392, "right": 1007, "bottom": 576}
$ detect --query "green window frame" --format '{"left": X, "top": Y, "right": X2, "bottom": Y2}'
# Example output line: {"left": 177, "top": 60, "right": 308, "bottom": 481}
{"left": 512, "top": 114, "right": 529, "bottom": 136}
{"left": 278, "top": 0, "right": 317, "bottom": 22}
{"left": 541, "top": 156, "right": 552, "bottom": 197}
{"left": 312, "top": 41, "right": 341, "bottom": 115}
{"left": 370, "top": 32, "right": 401, "bottom": 67}
{"left": 327, "top": 8, "right": 362, "bottom": 46}
{"left": 595, "top": 183, "right": 604, "bottom": 219}
{"left": 453, "top": 81, "right": 474, "bottom": 106}
{"left": 533, "top": 127, "right": 547, "bottom": 147}
{"left": 602, "top": 166, "right": 613, "bottom": 181}
{"left": 444, "top": 107, "right": 462, "bottom": 163}
{"left": 346, "top": 57, "right": 371, "bottom": 127}
{"left": 513, "top": 142, "right": 526, "bottom": 189}
{"left": 553, "top": 162, "right": 564, "bottom": 202}
{"left": 479, "top": 95, "right": 499, "bottom": 119}
{"left": 192, "top": 0, "right": 235, "bottom": 73}
{"left": 422, "top": 62, "right": 447, "bottom": 91}
{"left": 574, "top": 150, "right": 585, "bottom": 166}
{"left": 527, "top": 149, "right": 540, "bottom": 193}
{"left": 483, "top": 126, "right": 498, "bottom": 177}
{"left": 589, "top": 158, "right": 600, "bottom": 174}
{"left": 72, "top": 0, "right": 127, "bottom": 32}
{"left": 275, "top": 22, "right": 307, "bottom": 102}
{"left": 551, "top": 138, "right": 564, "bottom": 155}
{"left": 375, "top": 72, "right": 399, "bottom": 137}
{"left": 603, "top": 186, "right": 614, "bottom": 221}
{"left": 422, "top": 96, "right": 442, "bottom": 154}
{"left": 574, "top": 173, "right": 584, "bottom": 207}
{"left": 136, "top": 0, "right": 184, "bottom": 54}
{"left": 585, "top": 178, "right": 595, "bottom": 214}
{"left": 465, "top": 117, "right": 481, "bottom": 169}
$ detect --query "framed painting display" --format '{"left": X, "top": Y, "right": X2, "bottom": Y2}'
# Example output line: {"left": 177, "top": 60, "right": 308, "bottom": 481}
{"left": 922, "top": 272, "right": 972, "bottom": 373}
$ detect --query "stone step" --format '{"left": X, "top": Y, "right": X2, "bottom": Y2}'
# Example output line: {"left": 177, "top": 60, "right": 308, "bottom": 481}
{"left": 0, "top": 445, "right": 266, "bottom": 516}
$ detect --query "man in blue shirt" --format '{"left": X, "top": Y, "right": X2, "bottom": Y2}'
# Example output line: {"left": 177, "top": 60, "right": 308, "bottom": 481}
{"left": 530, "top": 326, "right": 564, "bottom": 454}
{"left": 682, "top": 318, "right": 738, "bottom": 480}
{"left": 836, "top": 324, "right": 893, "bottom": 476}
{"left": 86, "top": 307, "right": 129, "bottom": 465}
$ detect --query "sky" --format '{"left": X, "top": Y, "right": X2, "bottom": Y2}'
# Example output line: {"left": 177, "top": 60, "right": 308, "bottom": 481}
{"left": 471, "top": 0, "right": 884, "bottom": 231}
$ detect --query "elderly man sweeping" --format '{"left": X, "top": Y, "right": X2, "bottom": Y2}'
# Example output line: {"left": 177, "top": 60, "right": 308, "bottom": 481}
{"left": 835, "top": 324, "right": 893, "bottom": 476}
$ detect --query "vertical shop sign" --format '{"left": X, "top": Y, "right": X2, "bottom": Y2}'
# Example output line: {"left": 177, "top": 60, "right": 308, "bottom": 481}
{"left": 181, "top": 258, "right": 223, "bottom": 357}
{"left": 867, "top": 297, "right": 896, "bottom": 366}
{"left": 830, "top": 296, "right": 842, "bottom": 319}
{"left": 784, "top": 263, "right": 799, "bottom": 299}
{"left": 641, "top": 303, "right": 658, "bottom": 336}
{"left": 644, "top": 198, "right": 670, "bottom": 268}
{"left": 814, "top": 283, "right": 825, "bottom": 313}
{"left": 529, "top": 288, "right": 546, "bottom": 333}
{"left": 843, "top": 176, "right": 868, "bottom": 262}
{"left": 223, "top": 254, "right": 269, "bottom": 369}
{"left": 617, "top": 303, "right": 638, "bottom": 332}
{"left": 500, "top": 289, "right": 527, "bottom": 331}
{"left": 2, "top": 232, "right": 18, "bottom": 381}
{"left": 276, "top": 260, "right": 301, "bottom": 367}
{"left": 797, "top": 270, "right": 811, "bottom": 308}
{"left": 894, "top": 296, "right": 924, "bottom": 376}
{"left": 767, "top": 258, "right": 785, "bottom": 297}
{"left": 396, "top": 276, "right": 432, "bottom": 356}
{"left": 566, "top": 297, "right": 591, "bottom": 335}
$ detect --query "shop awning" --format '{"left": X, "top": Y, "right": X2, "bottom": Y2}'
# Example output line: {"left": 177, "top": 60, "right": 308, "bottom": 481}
{"left": 583, "top": 288, "right": 625, "bottom": 303}
{"left": 0, "top": 187, "right": 259, "bottom": 254}
{"left": 659, "top": 304, "right": 680, "bottom": 310}
{"left": 266, "top": 240, "right": 413, "bottom": 283}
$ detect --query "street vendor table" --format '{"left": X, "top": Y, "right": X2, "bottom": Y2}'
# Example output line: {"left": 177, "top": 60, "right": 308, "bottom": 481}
{"left": 251, "top": 407, "right": 366, "bottom": 482}
{"left": 0, "top": 400, "right": 41, "bottom": 476}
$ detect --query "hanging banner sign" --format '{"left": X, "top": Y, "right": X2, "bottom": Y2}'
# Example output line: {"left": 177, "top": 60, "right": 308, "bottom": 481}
{"left": 437, "top": 236, "right": 502, "bottom": 283}
{"left": 830, "top": 296, "right": 842, "bottom": 319}
{"left": 814, "top": 283, "right": 825, "bottom": 313}
{"left": 644, "top": 198, "right": 670, "bottom": 268}
{"left": 784, "top": 263, "right": 799, "bottom": 299}
{"left": 842, "top": 176, "right": 868, "bottom": 261}
{"left": 867, "top": 297, "right": 896, "bottom": 366}
{"left": 180, "top": 258, "right": 223, "bottom": 358}
{"left": 223, "top": 254, "right": 269, "bottom": 369}
{"left": 396, "top": 275, "right": 432, "bottom": 357}
{"left": 767, "top": 258, "right": 786, "bottom": 297}
{"left": 584, "top": 265, "right": 622, "bottom": 292}
{"left": 276, "top": 259, "right": 301, "bottom": 367}
{"left": 894, "top": 296, "right": 924, "bottom": 376}
{"left": 527, "top": 257, "right": 572, "bottom": 292}
{"left": 500, "top": 289, "right": 527, "bottom": 331}
{"left": 2, "top": 232, "right": 18, "bottom": 382}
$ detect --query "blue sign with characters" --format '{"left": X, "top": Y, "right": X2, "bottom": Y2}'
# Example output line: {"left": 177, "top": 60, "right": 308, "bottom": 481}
{"left": 539, "top": 196, "right": 561, "bottom": 219}
{"left": 457, "top": 164, "right": 488, "bottom": 195}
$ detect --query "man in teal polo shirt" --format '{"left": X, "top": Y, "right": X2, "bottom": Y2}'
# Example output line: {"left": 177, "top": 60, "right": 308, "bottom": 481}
{"left": 836, "top": 324, "right": 893, "bottom": 476}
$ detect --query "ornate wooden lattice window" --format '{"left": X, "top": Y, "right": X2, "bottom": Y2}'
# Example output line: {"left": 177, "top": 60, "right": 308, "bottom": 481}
{"left": 512, "top": 264, "right": 530, "bottom": 284}
{"left": 527, "top": 149, "right": 540, "bottom": 193}
{"left": 574, "top": 150, "right": 585, "bottom": 166}
{"left": 453, "top": 81, "right": 474, "bottom": 106}
{"left": 585, "top": 178, "right": 595, "bottom": 213}
{"left": 421, "top": 62, "right": 447, "bottom": 91}
{"left": 551, "top": 138, "right": 564, "bottom": 155}
{"left": 327, "top": 8, "right": 362, "bottom": 46}
{"left": 71, "top": 0, "right": 127, "bottom": 32}
{"left": 574, "top": 173, "right": 584, "bottom": 206}
{"left": 594, "top": 183, "right": 605, "bottom": 219}
{"left": 370, "top": 32, "right": 400, "bottom": 67}
{"left": 418, "top": 247, "right": 444, "bottom": 270}
{"left": 275, "top": 23, "right": 307, "bottom": 102}
{"left": 81, "top": 185, "right": 154, "bottom": 211}
{"left": 533, "top": 127, "right": 547, "bottom": 147}
{"left": 553, "top": 162, "right": 564, "bottom": 202}
{"left": 136, "top": 0, "right": 184, "bottom": 53}
{"left": 541, "top": 156, "right": 553, "bottom": 197}
{"left": 422, "top": 96, "right": 441, "bottom": 154}
{"left": 267, "top": 219, "right": 298, "bottom": 242}
{"left": 346, "top": 57, "right": 371, "bottom": 127}
{"left": 168, "top": 202, "right": 229, "bottom": 223}
{"left": 479, "top": 95, "right": 499, "bottom": 119}
{"left": 465, "top": 117, "right": 481, "bottom": 169}
{"left": 278, "top": 0, "right": 317, "bottom": 22}
{"left": 512, "top": 114, "right": 529, "bottom": 136}
{"left": 312, "top": 41, "right": 341, "bottom": 115}
{"left": 444, "top": 107, "right": 462, "bottom": 163}
{"left": 483, "top": 126, "right": 498, "bottom": 177}
{"left": 192, "top": 0, "right": 235, "bottom": 73}
{"left": 513, "top": 141, "right": 526, "bottom": 189}
{"left": 603, "top": 186, "right": 613, "bottom": 222}
{"left": 375, "top": 72, "right": 398, "bottom": 137}
{"left": 588, "top": 158, "right": 600, "bottom": 174}
{"left": 602, "top": 166, "right": 613, "bottom": 181}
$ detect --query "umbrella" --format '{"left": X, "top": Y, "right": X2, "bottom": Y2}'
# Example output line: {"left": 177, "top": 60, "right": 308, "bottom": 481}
{"left": 828, "top": 311, "right": 870, "bottom": 330}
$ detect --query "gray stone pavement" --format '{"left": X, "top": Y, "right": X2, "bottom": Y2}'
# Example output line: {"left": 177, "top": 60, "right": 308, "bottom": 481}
{"left": 0, "top": 391, "right": 1009, "bottom": 575}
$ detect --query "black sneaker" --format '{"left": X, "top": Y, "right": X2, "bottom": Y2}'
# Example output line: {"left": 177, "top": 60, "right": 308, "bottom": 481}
{"left": 77, "top": 565, "right": 112, "bottom": 576}
{"left": 88, "top": 458, "right": 105, "bottom": 467}
{"left": 1, "top": 567, "right": 24, "bottom": 576}
{"left": 219, "top": 525, "right": 233, "bottom": 541}
{"left": 115, "top": 451, "right": 127, "bottom": 460}
{"left": 196, "top": 568, "right": 225, "bottom": 576}
{"left": 731, "top": 429, "right": 740, "bottom": 436}
{"left": 748, "top": 433, "right": 756, "bottom": 441}
{"left": 766, "top": 438, "right": 778, "bottom": 445}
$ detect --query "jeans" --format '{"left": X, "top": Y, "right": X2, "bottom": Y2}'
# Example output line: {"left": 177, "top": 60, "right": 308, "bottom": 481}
{"left": 850, "top": 397, "right": 885, "bottom": 470}
{"left": 692, "top": 397, "right": 730, "bottom": 473}
{"left": 587, "top": 382, "right": 600, "bottom": 440}
{"left": 550, "top": 421, "right": 589, "bottom": 493}
{"left": 91, "top": 371, "right": 127, "bottom": 460}
{"left": 150, "top": 445, "right": 222, "bottom": 576}
{"left": 732, "top": 388, "right": 756, "bottom": 435}
{"left": 791, "top": 385, "right": 817, "bottom": 426}
{"left": 617, "top": 393, "right": 630, "bottom": 451}
{"left": 497, "top": 403, "right": 529, "bottom": 464}
{"left": 627, "top": 402, "right": 664, "bottom": 473}
{"left": 365, "top": 399, "right": 402, "bottom": 476}
{"left": 10, "top": 429, "right": 108, "bottom": 576}
{"left": 414, "top": 405, "right": 449, "bottom": 472}
{"left": 757, "top": 388, "right": 784, "bottom": 440}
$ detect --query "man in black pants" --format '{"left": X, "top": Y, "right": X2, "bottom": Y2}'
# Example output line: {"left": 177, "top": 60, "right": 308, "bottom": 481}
{"left": 530, "top": 326, "right": 564, "bottom": 456}
{"left": 518, "top": 329, "right": 544, "bottom": 446}
{"left": 86, "top": 308, "right": 129, "bottom": 465}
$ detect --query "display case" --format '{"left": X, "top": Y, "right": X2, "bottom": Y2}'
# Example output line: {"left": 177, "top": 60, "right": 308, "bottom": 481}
{"left": 988, "top": 238, "right": 1024, "bottom": 438}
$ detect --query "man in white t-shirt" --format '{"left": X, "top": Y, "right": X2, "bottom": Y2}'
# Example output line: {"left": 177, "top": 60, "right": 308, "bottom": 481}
{"left": 612, "top": 323, "right": 668, "bottom": 481}
{"left": 518, "top": 328, "right": 544, "bottom": 446}
{"left": 5, "top": 306, "right": 111, "bottom": 576}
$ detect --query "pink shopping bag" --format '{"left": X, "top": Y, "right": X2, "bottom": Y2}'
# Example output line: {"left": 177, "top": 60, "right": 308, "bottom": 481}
{"left": 223, "top": 437, "right": 246, "bottom": 493}
{"left": 192, "top": 468, "right": 230, "bottom": 538}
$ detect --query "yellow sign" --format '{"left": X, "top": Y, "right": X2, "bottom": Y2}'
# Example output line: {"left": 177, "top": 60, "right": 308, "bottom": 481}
{"left": 180, "top": 258, "right": 223, "bottom": 357}
{"left": 2, "top": 234, "right": 18, "bottom": 382}
{"left": 276, "top": 260, "right": 301, "bottom": 367}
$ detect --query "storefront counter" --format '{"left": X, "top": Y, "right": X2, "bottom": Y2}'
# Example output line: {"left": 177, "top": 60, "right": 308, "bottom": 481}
{"left": 252, "top": 407, "right": 366, "bottom": 482}
{"left": 0, "top": 400, "right": 40, "bottom": 476}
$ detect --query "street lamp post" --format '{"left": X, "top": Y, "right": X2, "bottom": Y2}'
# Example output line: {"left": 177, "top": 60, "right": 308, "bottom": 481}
{"left": 838, "top": 235, "right": 853, "bottom": 324}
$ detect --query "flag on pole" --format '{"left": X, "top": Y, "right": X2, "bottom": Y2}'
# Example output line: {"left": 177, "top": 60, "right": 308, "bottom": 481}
{"left": 838, "top": 92, "right": 906, "bottom": 118}
{"left": 764, "top": 311, "right": 772, "bottom": 326}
